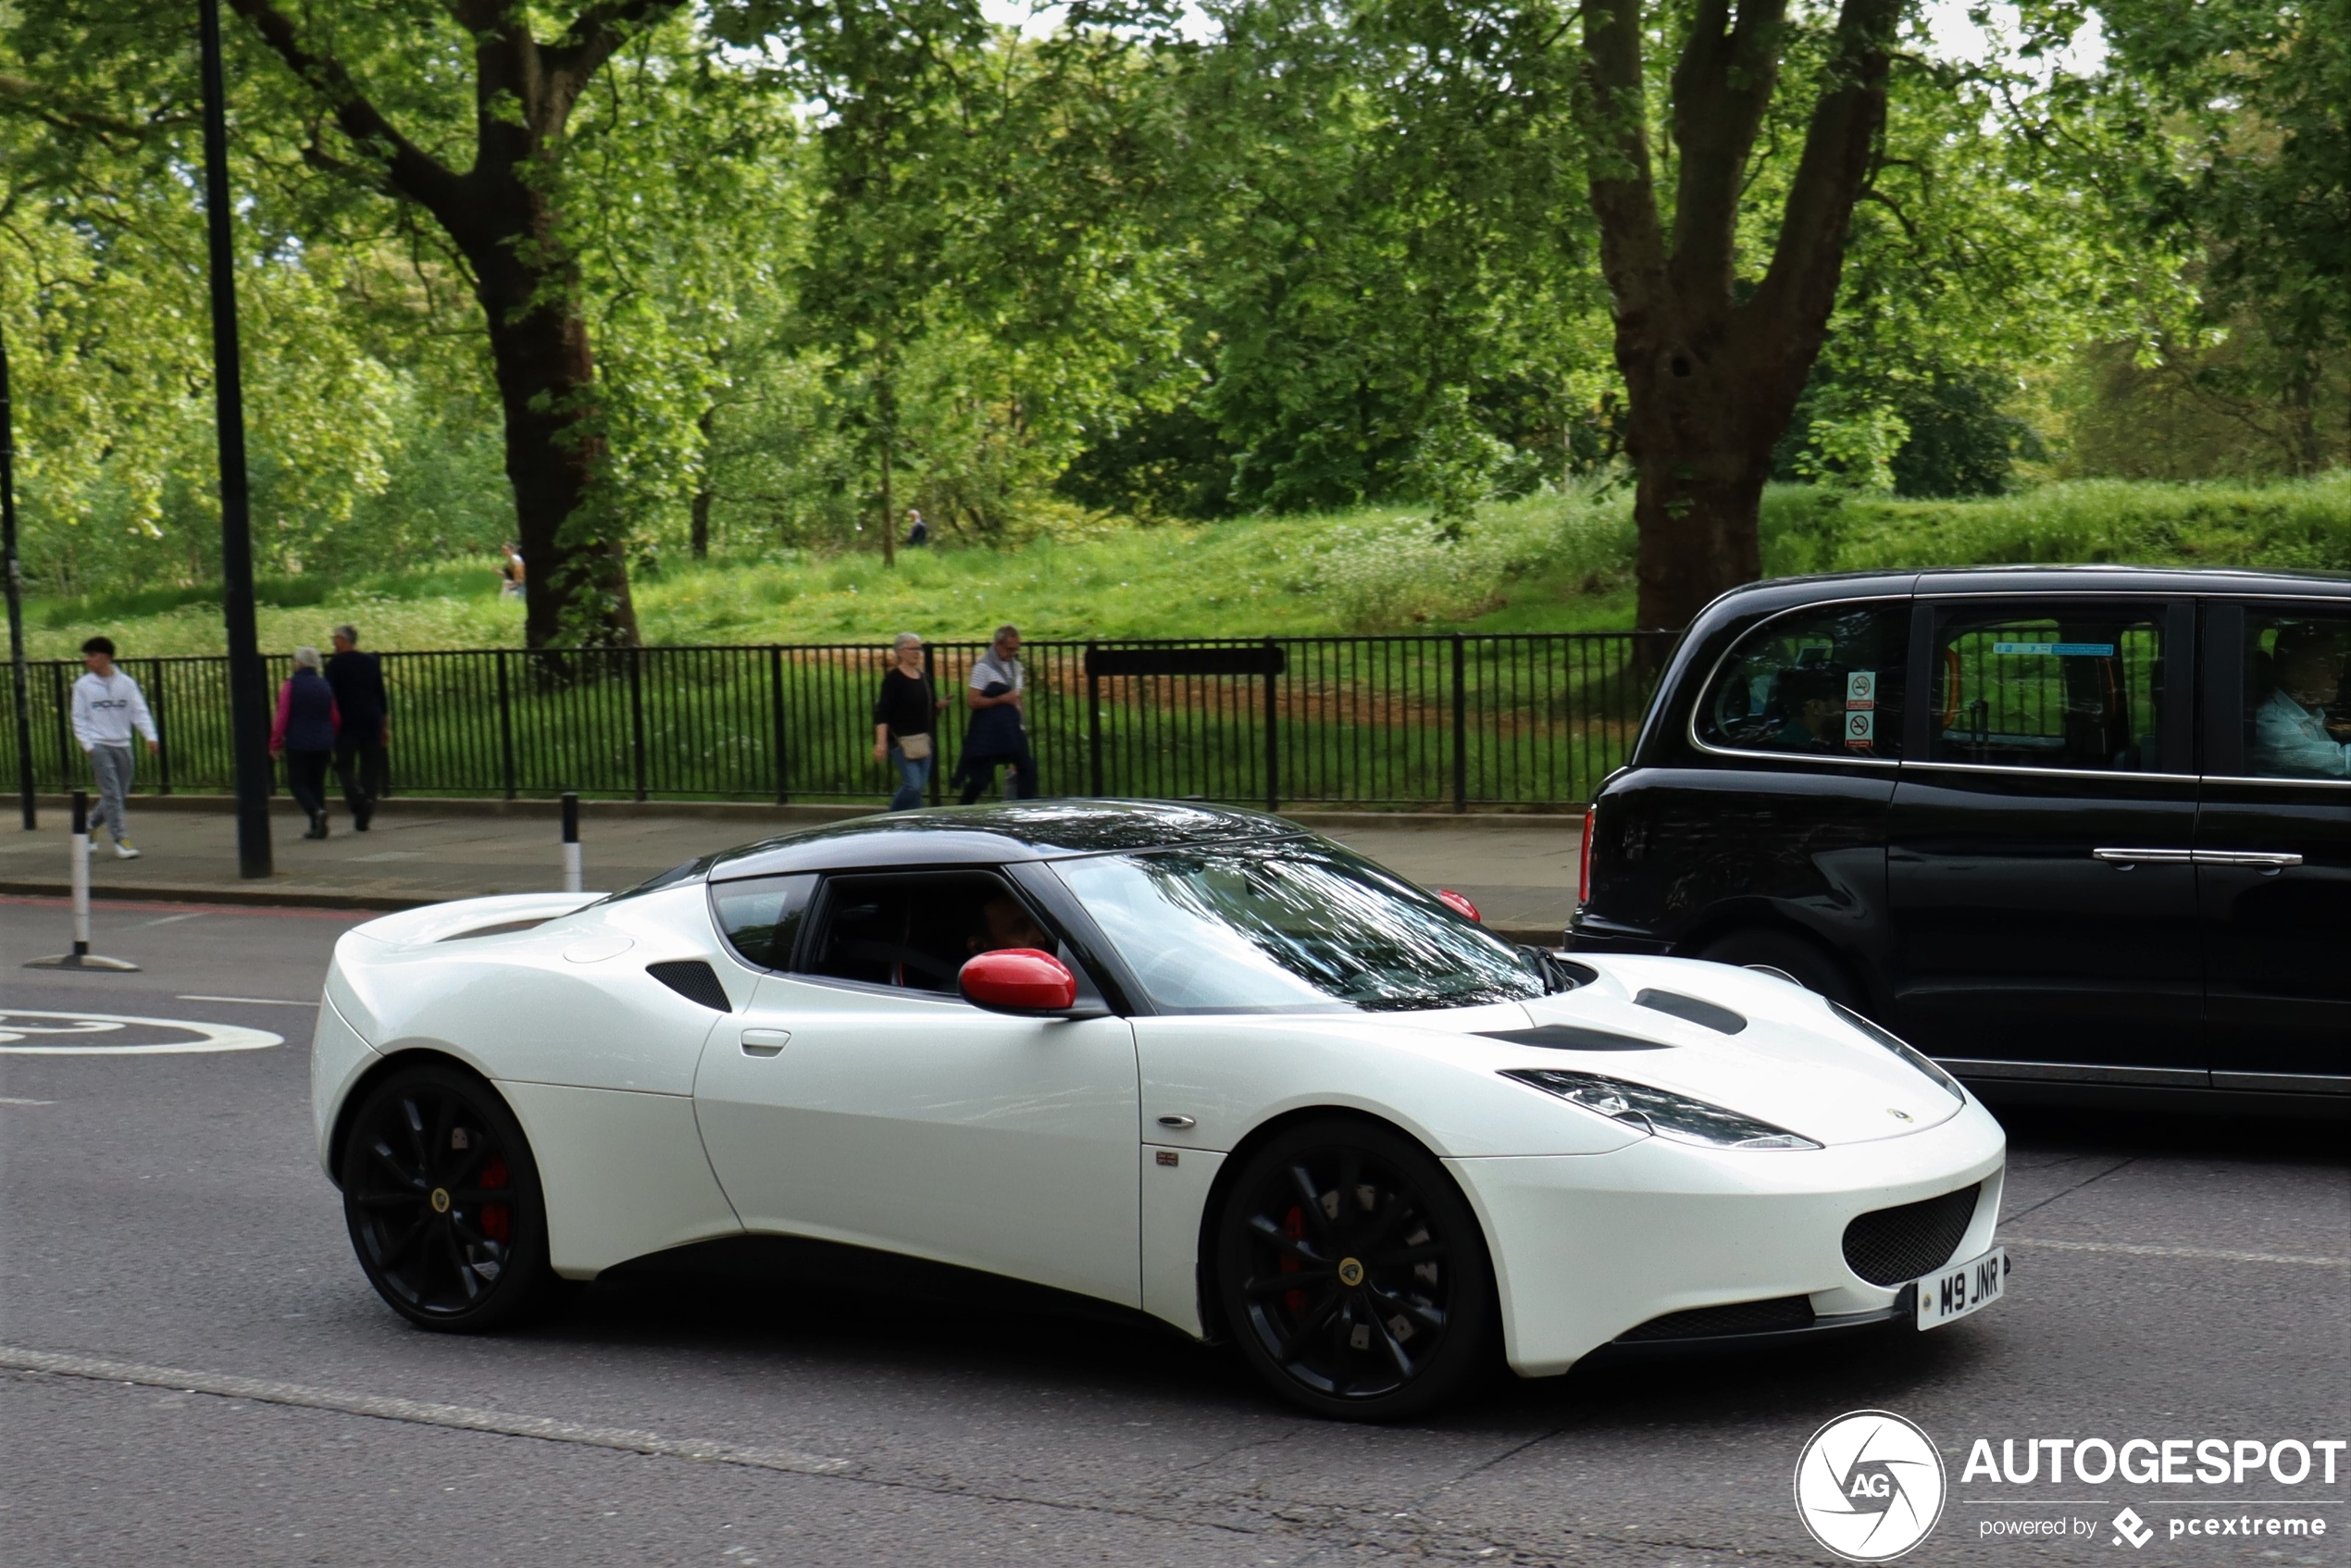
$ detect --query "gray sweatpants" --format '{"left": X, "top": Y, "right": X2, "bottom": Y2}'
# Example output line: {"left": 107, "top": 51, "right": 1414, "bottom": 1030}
{"left": 89, "top": 744, "right": 135, "bottom": 842}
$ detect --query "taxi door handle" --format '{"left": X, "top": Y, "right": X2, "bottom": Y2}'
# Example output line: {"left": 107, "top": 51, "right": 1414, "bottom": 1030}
{"left": 740, "top": 1028, "right": 791, "bottom": 1057}
{"left": 2091, "top": 847, "right": 2194, "bottom": 865}
{"left": 2192, "top": 851, "right": 2303, "bottom": 870}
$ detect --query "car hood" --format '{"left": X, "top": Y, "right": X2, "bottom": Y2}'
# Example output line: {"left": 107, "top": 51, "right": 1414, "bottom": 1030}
{"left": 1493, "top": 955, "right": 1965, "bottom": 1147}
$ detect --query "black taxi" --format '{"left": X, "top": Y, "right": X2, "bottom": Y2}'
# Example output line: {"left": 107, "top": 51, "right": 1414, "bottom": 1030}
{"left": 1568, "top": 566, "right": 2350, "bottom": 1113}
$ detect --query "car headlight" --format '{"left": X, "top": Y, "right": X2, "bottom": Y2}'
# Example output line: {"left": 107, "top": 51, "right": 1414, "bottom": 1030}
{"left": 1502, "top": 1068, "right": 1821, "bottom": 1150}
{"left": 1829, "top": 1001, "right": 1964, "bottom": 1102}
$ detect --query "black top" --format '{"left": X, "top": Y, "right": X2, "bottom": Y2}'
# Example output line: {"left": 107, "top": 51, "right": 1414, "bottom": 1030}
{"left": 873, "top": 666, "right": 935, "bottom": 740}
{"left": 706, "top": 801, "right": 1301, "bottom": 882}
{"left": 325, "top": 649, "right": 389, "bottom": 729}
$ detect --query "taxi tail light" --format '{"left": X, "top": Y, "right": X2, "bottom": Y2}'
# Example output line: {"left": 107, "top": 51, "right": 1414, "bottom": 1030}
{"left": 1576, "top": 805, "right": 1596, "bottom": 907}
{"left": 959, "top": 948, "right": 1078, "bottom": 1014}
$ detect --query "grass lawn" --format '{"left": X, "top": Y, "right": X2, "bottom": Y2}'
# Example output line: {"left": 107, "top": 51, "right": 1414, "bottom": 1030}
{"left": 22, "top": 473, "right": 2350, "bottom": 657}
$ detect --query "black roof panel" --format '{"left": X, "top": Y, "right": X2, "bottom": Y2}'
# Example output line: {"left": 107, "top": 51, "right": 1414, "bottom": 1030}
{"left": 707, "top": 799, "right": 1302, "bottom": 881}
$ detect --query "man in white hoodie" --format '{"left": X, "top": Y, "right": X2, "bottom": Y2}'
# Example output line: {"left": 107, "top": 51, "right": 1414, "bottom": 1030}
{"left": 70, "top": 636, "right": 160, "bottom": 859}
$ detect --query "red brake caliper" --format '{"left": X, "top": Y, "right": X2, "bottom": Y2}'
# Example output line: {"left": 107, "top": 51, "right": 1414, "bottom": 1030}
{"left": 479, "top": 1155, "right": 511, "bottom": 1242}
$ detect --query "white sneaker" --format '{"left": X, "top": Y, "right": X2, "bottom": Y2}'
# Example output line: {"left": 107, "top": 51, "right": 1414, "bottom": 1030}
{"left": 114, "top": 839, "right": 141, "bottom": 860}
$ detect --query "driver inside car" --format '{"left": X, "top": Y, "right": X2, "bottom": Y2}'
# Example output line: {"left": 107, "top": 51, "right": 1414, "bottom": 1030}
{"left": 2253, "top": 625, "right": 2351, "bottom": 778}
{"left": 969, "top": 892, "right": 1051, "bottom": 956}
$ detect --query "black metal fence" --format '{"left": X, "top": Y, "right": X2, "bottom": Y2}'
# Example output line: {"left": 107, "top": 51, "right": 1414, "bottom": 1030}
{"left": 4, "top": 632, "right": 1677, "bottom": 812}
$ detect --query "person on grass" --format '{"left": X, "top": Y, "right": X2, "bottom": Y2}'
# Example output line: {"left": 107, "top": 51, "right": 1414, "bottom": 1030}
{"left": 270, "top": 646, "right": 342, "bottom": 840}
{"left": 69, "top": 636, "right": 159, "bottom": 860}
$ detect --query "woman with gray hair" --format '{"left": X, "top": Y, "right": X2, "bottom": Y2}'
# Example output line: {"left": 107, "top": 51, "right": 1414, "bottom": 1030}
{"left": 872, "top": 632, "right": 945, "bottom": 810}
{"left": 269, "top": 645, "right": 342, "bottom": 839}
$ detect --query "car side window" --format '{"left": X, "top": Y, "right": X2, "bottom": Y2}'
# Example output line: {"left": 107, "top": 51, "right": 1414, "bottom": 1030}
{"left": 2243, "top": 609, "right": 2351, "bottom": 779}
{"left": 1928, "top": 606, "right": 2168, "bottom": 772}
{"left": 1696, "top": 602, "right": 1909, "bottom": 759}
{"left": 709, "top": 873, "right": 817, "bottom": 970}
{"left": 799, "top": 871, "right": 1099, "bottom": 1002}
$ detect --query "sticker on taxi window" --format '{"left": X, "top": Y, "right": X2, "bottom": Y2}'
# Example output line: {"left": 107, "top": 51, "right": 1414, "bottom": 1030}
{"left": 1845, "top": 710, "right": 1875, "bottom": 750}
{"left": 1992, "top": 641, "right": 2114, "bottom": 657}
{"left": 1845, "top": 670, "right": 1878, "bottom": 710}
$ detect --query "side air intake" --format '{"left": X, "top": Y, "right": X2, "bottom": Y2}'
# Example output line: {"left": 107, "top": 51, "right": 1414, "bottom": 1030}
{"left": 647, "top": 960, "right": 732, "bottom": 1013}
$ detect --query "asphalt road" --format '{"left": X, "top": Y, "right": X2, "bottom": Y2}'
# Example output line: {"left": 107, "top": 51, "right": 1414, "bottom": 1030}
{"left": 3, "top": 897, "right": 2345, "bottom": 1568}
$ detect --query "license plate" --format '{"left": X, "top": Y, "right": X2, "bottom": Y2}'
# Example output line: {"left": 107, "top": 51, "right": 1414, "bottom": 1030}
{"left": 1916, "top": 1246, "right": 2006, "bottom": 1329}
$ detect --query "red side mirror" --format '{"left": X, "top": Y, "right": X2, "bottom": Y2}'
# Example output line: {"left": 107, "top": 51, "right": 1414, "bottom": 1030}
{"left": 958, "top": 948, "right": 1078, "bottom": 1014}
{"left": 1436, "top": 889, "right": 1481, "bottom": 923}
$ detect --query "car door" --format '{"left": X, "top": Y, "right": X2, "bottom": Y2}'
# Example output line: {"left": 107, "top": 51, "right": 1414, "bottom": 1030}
{"left": 1887, "top": 595, "right": 2204, "bottom": 1081}
{"left": 2196, "top": 600, "right": 2351, "bottom": 1093}
{"left": 691, "top": 866, "right": 1144, "bottom": 1308}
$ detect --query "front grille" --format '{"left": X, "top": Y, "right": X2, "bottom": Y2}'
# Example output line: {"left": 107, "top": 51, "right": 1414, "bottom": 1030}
{"left": 1842, "top": 1184, "right": 1982, "bottom": 1286}
{"left": 1615, "top": 1294, "right": 1816, "bottom": 1342}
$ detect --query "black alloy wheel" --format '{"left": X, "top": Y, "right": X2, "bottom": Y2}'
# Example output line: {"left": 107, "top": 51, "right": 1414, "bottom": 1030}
{"left": 340, "top": 1063, "right": 557, "bottom": 1332}
{"left": 1217, "top": 1119, "right": 1493, "bottom": 1421}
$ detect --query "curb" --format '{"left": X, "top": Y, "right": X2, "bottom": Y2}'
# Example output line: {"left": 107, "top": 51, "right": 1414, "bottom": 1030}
{"left": 0, "top": 879, "right": 433, "bottom": 914}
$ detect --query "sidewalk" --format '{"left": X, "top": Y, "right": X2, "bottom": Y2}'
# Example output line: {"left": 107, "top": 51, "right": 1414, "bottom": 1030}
{"left": 0, "top": 795, "right": 1579, "bottom": 943}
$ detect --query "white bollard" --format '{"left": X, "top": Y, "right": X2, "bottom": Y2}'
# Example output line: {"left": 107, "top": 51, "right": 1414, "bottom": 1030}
{"left": 24, "top": 789, "right": 138, "bottom": 971}
{"left": 561, "top": 791, "right": 583, "bottom": 895}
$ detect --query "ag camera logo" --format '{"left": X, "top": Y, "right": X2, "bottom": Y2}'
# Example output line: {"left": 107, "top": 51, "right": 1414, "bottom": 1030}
{"left": 1795, "top": 1410, "right": 1947, "bottom": 1561}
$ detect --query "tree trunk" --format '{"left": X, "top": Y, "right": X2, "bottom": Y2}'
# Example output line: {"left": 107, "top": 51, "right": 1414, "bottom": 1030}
{"left": 1576, "top": 0, "right": 1899, "bottom": 631}
{"left": 689, "top": 405, "right": 715, "bottom": 560}
{"left": 227, "top": 0, "right": 677, "bottom": 650}
{"left": 478, "top": 267, "right": 638, "bottom": 648}
{"left": 877, "top": 368, "right": 898, "bottom": 569}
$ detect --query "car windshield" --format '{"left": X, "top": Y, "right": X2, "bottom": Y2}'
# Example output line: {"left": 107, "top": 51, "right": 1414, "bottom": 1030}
{"left": 1052, "top": 840, "right": 1557, "bottom": 1014}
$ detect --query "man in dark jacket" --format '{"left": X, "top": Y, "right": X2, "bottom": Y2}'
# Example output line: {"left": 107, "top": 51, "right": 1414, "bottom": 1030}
{"left": 325, "top": 624, "right": 391, "bottom": 830}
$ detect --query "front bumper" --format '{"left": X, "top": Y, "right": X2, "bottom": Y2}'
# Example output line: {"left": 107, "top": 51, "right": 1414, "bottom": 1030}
{"left": 1448, "top": 1098, "right": 2007, "bottom": 1376}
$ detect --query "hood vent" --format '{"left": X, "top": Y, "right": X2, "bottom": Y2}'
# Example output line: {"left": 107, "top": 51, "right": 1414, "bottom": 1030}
{"left": 1477, "top": 1024, "right": 1669, "bottom": 1052}
{"left": 1635, "top": 989, "right": 1747, "bottom": 1035}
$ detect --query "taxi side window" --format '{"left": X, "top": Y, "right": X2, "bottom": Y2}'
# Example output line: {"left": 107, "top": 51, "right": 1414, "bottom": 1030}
{"left": 1928, "top": 609, "right": 2166, "bottom": 772}
{"left": 709, "top": 873, "right": 817, "bottom": 970}
{"left": 1697, "top": 603, "right": 1909, "bottom": 759}
{"left": 2245, "top": 611, "right": 2351, "bottom": 780}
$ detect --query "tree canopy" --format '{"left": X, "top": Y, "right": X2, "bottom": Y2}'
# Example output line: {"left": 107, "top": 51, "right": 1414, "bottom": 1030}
{"left": 0, "top": 0, "right": 2340, "bottom": 638}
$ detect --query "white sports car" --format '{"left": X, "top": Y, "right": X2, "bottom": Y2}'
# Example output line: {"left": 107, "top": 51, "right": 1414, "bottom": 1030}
{"left": 312, "top": 802, "right": 2008, "bottom": 1419}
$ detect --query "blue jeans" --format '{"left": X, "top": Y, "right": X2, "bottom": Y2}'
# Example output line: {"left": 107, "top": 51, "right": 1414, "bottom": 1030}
{"left": 888, "top": 746, "right": 932, "bottom": 811}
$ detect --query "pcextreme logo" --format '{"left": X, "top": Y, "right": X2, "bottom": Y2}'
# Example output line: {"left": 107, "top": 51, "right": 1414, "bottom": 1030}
{"left": 1795, "top": 1410, "right": 1948, "bottom": 1562}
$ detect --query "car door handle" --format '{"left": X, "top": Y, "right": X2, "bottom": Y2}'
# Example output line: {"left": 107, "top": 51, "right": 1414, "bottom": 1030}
{"left": 2092, "top": 848, "right": 2195, "bottom": 865}
{"left": 740, "top": 1028, "right": 791, "bottom": 1057}
{"left": 2192, "top": 851, "right": 2304, "bottom": 870}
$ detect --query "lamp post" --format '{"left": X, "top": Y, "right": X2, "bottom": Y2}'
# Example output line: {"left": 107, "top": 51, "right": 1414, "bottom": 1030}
{"left": 198, "top": 0, "right": 272, "bottom": 878}
{"left": 0, "top": 322, "right": 35, "bottom": 829}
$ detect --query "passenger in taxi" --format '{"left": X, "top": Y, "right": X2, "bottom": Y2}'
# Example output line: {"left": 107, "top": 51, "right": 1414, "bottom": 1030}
{"left": 1770, "top": 666, "right": 1848, "bottom": 752}
{"left": 2253, "top": 625, "right": 2351, "bottom": 778}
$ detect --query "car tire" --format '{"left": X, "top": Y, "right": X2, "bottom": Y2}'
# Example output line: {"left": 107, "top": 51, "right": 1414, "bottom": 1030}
{"left": 1694, "top": 927, "right": 1859, "bottom": 1008}
{"left": 340, "top": 1062, "right": 562, "bottom": 1333}
{"left": 1215, "top": 1118, "right": 1494, "bottom": 1422}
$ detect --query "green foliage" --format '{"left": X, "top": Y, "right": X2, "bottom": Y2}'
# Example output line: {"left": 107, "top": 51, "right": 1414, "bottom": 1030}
{"left": 1759, "top": 474, "right": 2351, "bottom": 577}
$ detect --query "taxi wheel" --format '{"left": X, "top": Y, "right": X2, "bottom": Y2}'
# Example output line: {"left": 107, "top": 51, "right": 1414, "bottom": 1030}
{"left": 1217, "top": 1118, "right": 1493, "bottom": 1422}
{"left": 341, "top": 1063, "right": 560, "bottom": 1332}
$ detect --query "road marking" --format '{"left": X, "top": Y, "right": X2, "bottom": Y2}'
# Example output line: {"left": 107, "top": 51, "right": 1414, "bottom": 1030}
{"left": 0, "top": 1346, "right": 853, "bottom": 1477}
{"left": 2006, "top": 1236, "right": 2348, "bottom": 1268}
{"left": 0, "top": 1096, "right": 55, "bottom": 1106}
{"left": 178, "top": 994, "right": 315, "bottom": 1008}
{"left": 131, "top": 912, "right": 209, "bottom": 928}
{"left": 0, "top": 1011, "right": 281, "bottom": 1055}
